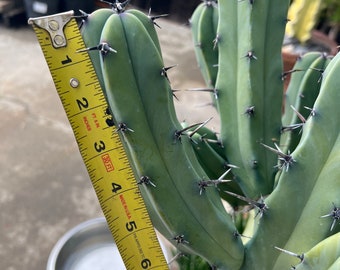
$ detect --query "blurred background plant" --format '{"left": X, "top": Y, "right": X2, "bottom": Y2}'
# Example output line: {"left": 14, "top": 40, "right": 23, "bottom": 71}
{"left": 319, "top": 0, "right": 340, "bottom": 43}
{"left": 286, "top": 0, "right": 322, "bottom": 44}
{"left": 284, "top": 0, "right": 339, "bottom": 55}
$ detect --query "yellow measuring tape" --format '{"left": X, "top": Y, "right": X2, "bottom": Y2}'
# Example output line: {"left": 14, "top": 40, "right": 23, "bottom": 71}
{"left": 28, "top": 11, "right": 169, "bottom": 270}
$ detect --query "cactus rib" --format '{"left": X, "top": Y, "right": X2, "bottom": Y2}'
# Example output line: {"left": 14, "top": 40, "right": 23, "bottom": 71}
{"left": 80, "top": 8, "right": 115, "bottom": 92}
{"left": 190, "top": 1, "right": 219, "bottom": 89}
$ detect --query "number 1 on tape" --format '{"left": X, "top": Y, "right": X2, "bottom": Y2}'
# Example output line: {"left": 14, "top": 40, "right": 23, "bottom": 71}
{"left": 28, "top": 11, "right": 169, "bottom": 270}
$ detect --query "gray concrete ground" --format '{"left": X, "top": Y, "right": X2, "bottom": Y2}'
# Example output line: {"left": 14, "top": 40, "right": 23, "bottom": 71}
{"left": 0, "top": 13, "right": 219, "bottom": 270}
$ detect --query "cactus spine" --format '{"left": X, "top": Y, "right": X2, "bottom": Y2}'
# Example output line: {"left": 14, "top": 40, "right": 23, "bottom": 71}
{"left": 78, "top": 1, "right": 340, "bottom": 269}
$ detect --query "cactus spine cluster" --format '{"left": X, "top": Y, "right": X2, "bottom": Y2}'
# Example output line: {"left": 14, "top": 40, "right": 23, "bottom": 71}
{"left": 79, "top": 0, "right": 340, "bottom": 269}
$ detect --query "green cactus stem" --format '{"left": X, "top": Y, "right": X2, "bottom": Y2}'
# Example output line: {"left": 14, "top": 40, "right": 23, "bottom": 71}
{"left": 215, "top": 0, "right": 290, "bottom": 198}
{"left": 76, "top": 2, "right": 340, "bottom": 269}
{"left": 280, "top": 52, "right": 332, "bottom": 155}
{"left": 96, "top": 10, "right": 244, "bottom": 269}
{"left": 241, "top": 48, "right": 340, "bottom": 270}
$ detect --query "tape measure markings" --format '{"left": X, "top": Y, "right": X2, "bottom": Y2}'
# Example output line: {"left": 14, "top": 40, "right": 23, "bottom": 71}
{"left": 29, "top": 12, "right": 169, "bottom": 270}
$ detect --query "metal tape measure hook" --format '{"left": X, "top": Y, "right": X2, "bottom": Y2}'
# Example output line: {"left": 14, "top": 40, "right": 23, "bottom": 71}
{"left": 28, "top": 10, "right": 74, "bottom": 48}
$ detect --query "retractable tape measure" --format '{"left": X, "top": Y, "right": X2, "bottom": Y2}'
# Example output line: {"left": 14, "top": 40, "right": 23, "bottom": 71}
{"left": 28, "top": 11, "right": 169, "bottom": 270}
